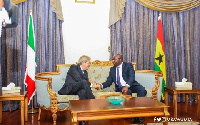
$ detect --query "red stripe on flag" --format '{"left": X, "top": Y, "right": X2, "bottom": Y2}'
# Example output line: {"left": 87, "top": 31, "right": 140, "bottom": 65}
{"left": 157, "top": 19, "right": 165, "bottom": 52}
{"left": 25, "top": 74, "right": 35, "bottom": 104}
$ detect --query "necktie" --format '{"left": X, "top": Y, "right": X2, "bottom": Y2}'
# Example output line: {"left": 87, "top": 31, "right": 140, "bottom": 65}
{"left": 117, "top": 67, "right": 122, "bottom": 87}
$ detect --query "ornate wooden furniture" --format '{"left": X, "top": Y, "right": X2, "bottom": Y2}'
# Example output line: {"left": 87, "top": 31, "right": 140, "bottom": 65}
{"left": 69, "top": 97, "right": 169, "bottom": 125}
{"left": 0, "top": 91, "right": 28, "bottom": 125}
{"left": 35, "top": 60, "right": 163, "bottom": 124}
{"left": 35, "top": 64, "right": 79, "bottom": 125}
{"left": 135, "top": 70, "right": 163, "bottom": 101}
{"left": 164, "top": 87, "right": 200, "bottom": 119}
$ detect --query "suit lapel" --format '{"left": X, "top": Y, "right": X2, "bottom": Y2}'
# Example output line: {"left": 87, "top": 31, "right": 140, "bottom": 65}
{"left": 122, "top": 62, "right": 126, "bottom": 77}
{"left": 113, "top": 66, "right": 116, "bottom": 83}
{"left": 77, "top": 65, "right": 85, "bottom": 77}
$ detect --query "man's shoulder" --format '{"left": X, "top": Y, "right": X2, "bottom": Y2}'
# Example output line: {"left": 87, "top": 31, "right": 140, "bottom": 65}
{"left": 110, "top": 65, "right": 116, "bottom": 69}
{"left": 70, "top": 64, "right": 76, "bottom": 67}
{"left": 123, "top": 62, "right": 134, "bottom": 69}
{"left": 123, "top": 62, "right": 132, "bottom": 66}
{"left": 69, "top": 64, "right": 79, "bottom": 69}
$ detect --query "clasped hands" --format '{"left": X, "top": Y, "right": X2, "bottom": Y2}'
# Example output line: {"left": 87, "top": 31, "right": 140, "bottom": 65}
{"left": 92, "top": 83, "right": 129, "bottom": 95}
{"left": 92, "top": 83, "right": 101, "bottom": 90}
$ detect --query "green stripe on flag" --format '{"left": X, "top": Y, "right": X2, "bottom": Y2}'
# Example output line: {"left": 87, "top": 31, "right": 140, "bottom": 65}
{"left": 162, "top": 79, "right": 166, "bottom": 99}
{"left": 155, "top": 62, "right": 161, "bottom": 72}
{"left": 28, "top": 15, "right": 35, "bottom": 51}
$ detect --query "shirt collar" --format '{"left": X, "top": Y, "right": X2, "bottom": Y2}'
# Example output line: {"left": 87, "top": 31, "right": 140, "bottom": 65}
{"left": 80, "top": 65, "right": 84, "bottom": 71}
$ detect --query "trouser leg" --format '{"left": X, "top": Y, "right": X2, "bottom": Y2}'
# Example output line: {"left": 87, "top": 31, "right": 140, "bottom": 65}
{"left": 69, "top": 80, "right": 95, "bottom": 99}
{"left": 76, "top": 89, "right": 87, "bottom": 100}
{"left": 129, "top": 85, "right": 147, "bottom": 97}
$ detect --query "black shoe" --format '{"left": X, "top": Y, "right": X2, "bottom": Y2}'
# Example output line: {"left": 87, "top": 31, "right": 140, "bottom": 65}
{"left": 131, "top": 117, "right": 143, "bottom": 124}
{"left": 79, "top": 121, "right": 87, "bottom": 125}
{"left": 137, "top": 117, "right": 143, "bottom": 124}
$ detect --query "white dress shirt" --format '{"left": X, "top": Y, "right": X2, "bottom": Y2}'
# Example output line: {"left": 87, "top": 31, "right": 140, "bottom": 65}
{"left": 80, "top": 65, "right": 92, "bottom": 87}
{"left": 101, "top": 63, "right": 130, "bottom": 88}
{"left": 116, "top": 63, "right": 129, "bottom": 87}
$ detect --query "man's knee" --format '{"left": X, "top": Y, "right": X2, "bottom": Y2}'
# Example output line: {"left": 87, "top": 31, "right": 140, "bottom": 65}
{"left": 137, "top": 88, "right": 147, "bottom": 97}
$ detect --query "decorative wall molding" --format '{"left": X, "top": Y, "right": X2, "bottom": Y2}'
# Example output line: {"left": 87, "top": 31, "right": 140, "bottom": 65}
{"left": 12, "top": 0, "right": 26, "bottom": 4}
{"left": 135, "top": 0, "right": 200, "bottom": 12}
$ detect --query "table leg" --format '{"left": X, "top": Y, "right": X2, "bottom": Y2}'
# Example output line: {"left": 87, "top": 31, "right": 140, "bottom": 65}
{"left": 21, "top": 100, "right": 25, "bottom": 125}
{"left": 0, "top": 101, "right": 2, "bottom": 123}
{"left": 164, "top": 107, "right": 169, "bottom": 125}
{"left": 165, "top": 90, "right": 168, "bottom": 106}
{"left": 185, "top": 94, "right": 188, "bottom": 113}
{"left": 144, "top": 117, "right": 147, "bottom": 125}
{"left": 197, "top": 91, "right": 200, "bottom": 119}
{"left": 163, "top": 120, "right": 168, "bottom": 125}
{"left": 173, "top": 92, "right": 177, "bottom": 118}
{"left": 71, "top": 112, "right": 78, "bottom": 125}
{"left": 25, "top": 96, "right": 28, "bottom": 121}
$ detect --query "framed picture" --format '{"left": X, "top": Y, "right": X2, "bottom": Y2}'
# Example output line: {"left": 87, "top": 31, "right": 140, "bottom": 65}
{"left": 75, "top": 0, "right": 95, "bottom": 4}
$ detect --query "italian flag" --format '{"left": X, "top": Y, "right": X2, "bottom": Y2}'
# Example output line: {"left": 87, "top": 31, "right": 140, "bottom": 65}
{"left": 155, "top": 15, "right": 166, "bottom": 100}
{"left": 24, "top": 12, "right": 36, "bottom": 105}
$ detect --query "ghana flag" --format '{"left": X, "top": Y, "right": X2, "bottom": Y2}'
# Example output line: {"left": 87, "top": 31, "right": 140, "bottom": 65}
{"left": 155, "top": 15, "right": 166, "bottom": 100}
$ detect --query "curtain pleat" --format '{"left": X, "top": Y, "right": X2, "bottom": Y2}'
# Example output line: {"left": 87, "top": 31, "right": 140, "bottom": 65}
{"left": 110, "top": 0, "right": 200, "bottom": 102}
{"left": 0, "top": 0, "right": 64, "bottom": 111}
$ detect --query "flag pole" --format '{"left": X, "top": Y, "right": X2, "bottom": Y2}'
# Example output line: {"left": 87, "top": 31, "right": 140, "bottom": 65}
{"left": 28, "top": 96, "right": 38, "bottom": 113}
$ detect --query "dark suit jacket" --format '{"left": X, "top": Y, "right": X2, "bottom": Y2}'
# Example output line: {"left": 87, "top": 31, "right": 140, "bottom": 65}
{"left": 58, "top": 64, "right": 90, "bottom": 95}
{"left": 102, "top": 62, "right": 140, "bottom": 91}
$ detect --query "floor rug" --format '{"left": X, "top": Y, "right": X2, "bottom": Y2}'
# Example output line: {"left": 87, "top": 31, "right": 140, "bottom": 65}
{"left": 131, "top": 122, "right": 199, "bottom": 125}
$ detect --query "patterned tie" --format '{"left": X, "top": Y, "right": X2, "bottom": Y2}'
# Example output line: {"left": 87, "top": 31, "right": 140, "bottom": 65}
{"left": 117, "top": 66, "right": 122, "bottom": 87}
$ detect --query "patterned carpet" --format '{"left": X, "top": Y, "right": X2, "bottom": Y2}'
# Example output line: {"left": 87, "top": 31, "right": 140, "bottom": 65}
{"left": 131, "top": 122, "right": 200, "bottom": 125}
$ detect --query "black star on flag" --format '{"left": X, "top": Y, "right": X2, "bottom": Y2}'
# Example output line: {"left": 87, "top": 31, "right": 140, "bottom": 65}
{"left": 155, "top": 53, "right": 164, "bottom": 65}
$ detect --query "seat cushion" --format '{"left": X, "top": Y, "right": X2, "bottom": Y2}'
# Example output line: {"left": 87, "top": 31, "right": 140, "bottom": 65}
{"left": 57, "top": 93, "right": 79, "bottom": 103}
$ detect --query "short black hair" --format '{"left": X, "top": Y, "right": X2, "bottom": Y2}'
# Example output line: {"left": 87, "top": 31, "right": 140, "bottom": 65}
{"left": 112, "top": 54, "right": 123, "bottom": 61}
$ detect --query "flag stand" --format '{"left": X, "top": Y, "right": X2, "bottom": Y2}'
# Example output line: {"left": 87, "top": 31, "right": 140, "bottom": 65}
{"left": 28, "top": 98, "right": 38, "bottom": 114}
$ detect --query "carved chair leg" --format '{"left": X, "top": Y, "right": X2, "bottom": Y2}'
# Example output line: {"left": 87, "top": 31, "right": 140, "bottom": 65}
{"left": 52, "top": 110, "right": 57, "bottom": 125}
{"left": 38, "top": 107, "right": 41, "bottom": 120}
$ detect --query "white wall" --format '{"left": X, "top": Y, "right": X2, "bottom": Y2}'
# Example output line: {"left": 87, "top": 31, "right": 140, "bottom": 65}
{"left": 60, "top": 0, "right": 110, "bottom": 64}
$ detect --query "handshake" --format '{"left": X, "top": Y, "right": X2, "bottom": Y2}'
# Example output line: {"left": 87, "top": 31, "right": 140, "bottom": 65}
{"left": 92, "top": 83, "right": 102, "bottom": 90}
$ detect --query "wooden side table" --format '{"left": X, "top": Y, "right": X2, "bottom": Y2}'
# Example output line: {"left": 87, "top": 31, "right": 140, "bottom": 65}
{"left": 164, "top": 87, "right": 200, "bottom": 119}
{"left": 0, "top": 91, "right": 28, "bottom": 125}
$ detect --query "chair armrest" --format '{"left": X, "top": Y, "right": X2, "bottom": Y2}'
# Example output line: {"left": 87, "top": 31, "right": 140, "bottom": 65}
{"left": 135, "top": 70, "right": 163, "bottom": 101}
{"left": 35, "top": 72, "right": 60, "bottom": 108}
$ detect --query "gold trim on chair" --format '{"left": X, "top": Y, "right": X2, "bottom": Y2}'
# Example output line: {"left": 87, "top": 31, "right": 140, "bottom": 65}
{"left": 35, "top": 65, "right": 73, "bottom": 125}
{"left": 90, "top": 60, "right": 136, "bottom": 70}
